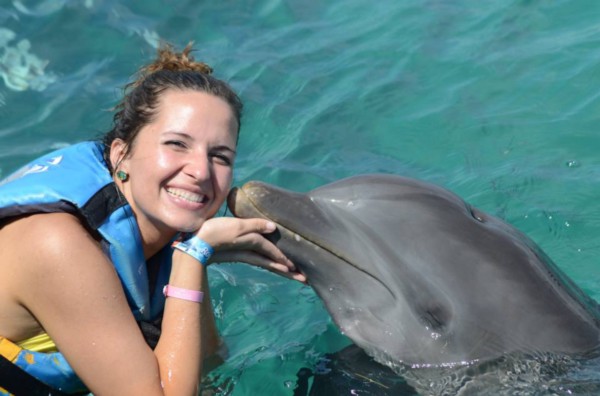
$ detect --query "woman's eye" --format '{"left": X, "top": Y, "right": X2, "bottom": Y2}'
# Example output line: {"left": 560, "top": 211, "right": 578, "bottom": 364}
{"left": 165, "top": 140, "right": 187, "bottom": 149}
{"left": 211, "top": 153, "right": 233, "bottom": 166}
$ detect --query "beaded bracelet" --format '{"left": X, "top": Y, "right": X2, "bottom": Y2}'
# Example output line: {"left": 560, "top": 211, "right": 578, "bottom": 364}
{"left": 171, "top": 233, "right": 214, "bottom": 266}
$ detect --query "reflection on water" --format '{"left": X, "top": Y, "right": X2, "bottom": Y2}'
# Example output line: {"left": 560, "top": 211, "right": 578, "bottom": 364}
{"left": 235, "top": 345, "right": 600, "bottom": 396}
{"left": 0, "top": 27, "right": 56, "bottom": 91}
{"left": 204, "top": 345, "right": 600, "bottom": 396}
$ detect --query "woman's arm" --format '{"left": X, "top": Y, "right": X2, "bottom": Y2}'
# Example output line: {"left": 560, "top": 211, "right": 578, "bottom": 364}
{"left": 154, "top": 250, "right": 205, "bottom": 395}
{"left": 7, "top": 212, "right": 195, "bottom": 394}
{"left": 3, "top": 212, "right": 301, "bottom": 395}
{"left": 4, "top": 213, "right": 166, "bottom": 394}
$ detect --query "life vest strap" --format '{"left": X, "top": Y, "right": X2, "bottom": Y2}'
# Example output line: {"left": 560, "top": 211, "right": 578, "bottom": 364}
{"left": 0, "top": 354, "right": 71, "bottom": 396}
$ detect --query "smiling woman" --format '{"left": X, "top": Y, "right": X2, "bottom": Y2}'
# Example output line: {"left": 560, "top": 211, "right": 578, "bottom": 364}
{"left": 0, "top": 43, "right": 305, "bottom": 396}
{"left": 110, "top": 90, "right": 239, "bottom": 257}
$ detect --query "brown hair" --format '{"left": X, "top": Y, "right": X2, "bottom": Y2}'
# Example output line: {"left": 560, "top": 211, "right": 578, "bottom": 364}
{"left": 102, "top": 42, "right": 243, "bottom": 173}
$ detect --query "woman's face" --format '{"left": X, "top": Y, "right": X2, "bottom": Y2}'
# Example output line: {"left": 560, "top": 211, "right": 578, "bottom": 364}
{"left": 112, "top": 89, "right": 238, "bottom": 239}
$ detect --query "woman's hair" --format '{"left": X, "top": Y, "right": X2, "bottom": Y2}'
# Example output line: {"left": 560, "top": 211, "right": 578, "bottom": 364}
{"left": 102, "top": 42, "right": 243, "bottom": 173}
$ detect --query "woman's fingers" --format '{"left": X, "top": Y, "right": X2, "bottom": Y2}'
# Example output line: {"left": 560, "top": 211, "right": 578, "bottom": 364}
{"left": 230, "top": 232, "right": 295, "bottom": 270}
{"left": 211, "top": 251, "right": 307, "bottom": 283}
{"left": 198, "top": 217, "right": 296, "bottom": 268}
{"left": 197, "top": 218, "right": 276, "bottom": 247}
{"left": 196, "top": 217, "right": 306, "bottom": 282}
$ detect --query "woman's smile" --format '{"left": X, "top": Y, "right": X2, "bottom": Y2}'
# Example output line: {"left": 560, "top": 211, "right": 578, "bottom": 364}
{"left": 166, "top": 186, "right": 209, "bottom": 207}
{"left": 166, "top": 187, "right": 207, "bottom": 204}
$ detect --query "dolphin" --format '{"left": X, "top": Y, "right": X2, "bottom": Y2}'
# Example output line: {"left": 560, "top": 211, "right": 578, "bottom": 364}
{"left": 227, "top": 174, "right": 600, "bottom": 367}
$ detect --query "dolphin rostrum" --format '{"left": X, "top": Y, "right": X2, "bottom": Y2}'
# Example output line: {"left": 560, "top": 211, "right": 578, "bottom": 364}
{"left": 227, "top": 174, "right": 600, "bottom": 368}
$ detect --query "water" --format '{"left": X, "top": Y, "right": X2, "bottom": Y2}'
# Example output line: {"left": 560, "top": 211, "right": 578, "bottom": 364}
{"left": 1, "top": 0, "right": 600, "bottom": 394}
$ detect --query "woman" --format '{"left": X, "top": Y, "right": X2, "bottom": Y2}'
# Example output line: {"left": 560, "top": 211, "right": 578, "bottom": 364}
{"left": 0, "top": 43, "right": 305, "bottom": 395}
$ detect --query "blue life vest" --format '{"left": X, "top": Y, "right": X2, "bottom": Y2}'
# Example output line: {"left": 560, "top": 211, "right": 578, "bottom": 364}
{"left": 0, "top": 141, "right": 172, "bottom": 394}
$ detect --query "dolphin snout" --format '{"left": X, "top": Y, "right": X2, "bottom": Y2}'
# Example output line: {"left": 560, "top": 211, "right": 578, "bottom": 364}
{"left": 227, "top": 183, "right": 268, "bottom": 219}
{"left": 226, "top": 187, "right": 240, "bottom": 216}
{"left": 227, "top": 184, "right": 282, "bottom": 245}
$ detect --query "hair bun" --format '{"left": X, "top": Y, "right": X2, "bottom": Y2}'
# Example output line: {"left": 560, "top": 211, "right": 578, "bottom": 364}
{"left": 133, "top": 42, "right": 212, "bottom": 87}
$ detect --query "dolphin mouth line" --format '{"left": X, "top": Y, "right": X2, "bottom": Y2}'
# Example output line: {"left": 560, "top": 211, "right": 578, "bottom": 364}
{"left": 241, "top": 190, "right": 396, "bottom": 299}
{"left": 272, "top": 220, "right": 398, "bottom": 300}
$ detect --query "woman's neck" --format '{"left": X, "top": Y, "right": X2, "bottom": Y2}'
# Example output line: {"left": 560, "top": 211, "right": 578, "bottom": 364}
{"left": 138, "top": 221, "right": 177, "bottom": 260}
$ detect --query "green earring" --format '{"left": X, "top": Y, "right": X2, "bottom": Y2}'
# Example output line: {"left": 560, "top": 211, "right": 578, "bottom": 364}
{"left": 116, "top": 170, "right": 129, "bottom": 181}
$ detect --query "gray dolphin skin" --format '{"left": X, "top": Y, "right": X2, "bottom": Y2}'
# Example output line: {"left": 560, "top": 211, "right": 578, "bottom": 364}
{"left": 227, "top": 174, "right": 600, "bottom": 367}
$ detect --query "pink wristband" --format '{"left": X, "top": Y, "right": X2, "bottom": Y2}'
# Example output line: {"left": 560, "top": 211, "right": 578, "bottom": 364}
{"left": 163, "top": 285, "right": 204, "bottom": 303}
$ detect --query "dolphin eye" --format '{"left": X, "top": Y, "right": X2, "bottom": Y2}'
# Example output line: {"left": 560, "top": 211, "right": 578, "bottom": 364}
{"left": 470, "top": 207, "right": 485, "bottom": 223}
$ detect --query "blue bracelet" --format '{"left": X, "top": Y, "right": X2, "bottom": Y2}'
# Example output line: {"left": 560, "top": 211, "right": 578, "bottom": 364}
{"left": 171, "top": 233, "right": 214, "bottom": 266}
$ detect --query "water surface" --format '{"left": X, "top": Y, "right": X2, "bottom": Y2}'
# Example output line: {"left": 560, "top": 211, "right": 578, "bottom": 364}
{"left": 1, "top": 0, "right": 600, "bottom": 394}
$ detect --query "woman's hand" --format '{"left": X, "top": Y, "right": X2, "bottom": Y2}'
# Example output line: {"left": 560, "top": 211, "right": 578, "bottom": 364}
{"left": 195, "top": 217, "right": 306, "bottom": 283}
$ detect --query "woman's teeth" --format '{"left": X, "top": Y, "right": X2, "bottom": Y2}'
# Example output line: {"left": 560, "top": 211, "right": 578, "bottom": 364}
{"left": 167, "top": 188, "right": 206, "bottom": 203}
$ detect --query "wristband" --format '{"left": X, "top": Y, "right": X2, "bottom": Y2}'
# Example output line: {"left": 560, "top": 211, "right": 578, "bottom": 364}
{"left": 163, "top": 285, "right": 204, "bottom": 303}
{"left": 172, "top": 233, "right": 214, "bottom": 266}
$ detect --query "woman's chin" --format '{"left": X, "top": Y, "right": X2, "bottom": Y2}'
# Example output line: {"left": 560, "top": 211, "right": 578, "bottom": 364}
{"left": 160, "top": 205, "right": 221, "bottom": 234}
{"left": 170, "top": 221, "right": 205, "bottom": 234}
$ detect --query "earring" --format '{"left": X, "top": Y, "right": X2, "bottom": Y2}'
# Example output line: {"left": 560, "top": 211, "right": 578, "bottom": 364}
{"left": 116, "top": 170, "right": 129, "bottom": 182}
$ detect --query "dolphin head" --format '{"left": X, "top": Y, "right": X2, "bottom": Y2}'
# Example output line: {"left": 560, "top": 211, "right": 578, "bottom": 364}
{"left": 228, "top": 174, "right": 600, "bottom": 367}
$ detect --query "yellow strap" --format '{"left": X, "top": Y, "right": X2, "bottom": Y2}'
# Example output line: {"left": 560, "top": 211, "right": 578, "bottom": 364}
{"left": 0, "top": 337, "right": 21, "bottom": 362}
{"left": 15, "top": 332, "right": 57, "bottom": 353}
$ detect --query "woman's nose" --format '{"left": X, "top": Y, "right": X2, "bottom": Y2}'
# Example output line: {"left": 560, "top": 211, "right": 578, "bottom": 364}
{"left": 184, "top": 156, "right": 211, "bottom": 182}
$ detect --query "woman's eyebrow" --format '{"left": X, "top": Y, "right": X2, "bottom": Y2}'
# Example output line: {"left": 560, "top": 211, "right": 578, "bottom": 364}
{"left": 163, "top": 131, "right": 193, "bottom": 139}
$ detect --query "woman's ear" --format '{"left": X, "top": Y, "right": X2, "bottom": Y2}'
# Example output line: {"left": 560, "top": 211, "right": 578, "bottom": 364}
{"left": 109, "top": 138, "right": 128, "bottom": 172}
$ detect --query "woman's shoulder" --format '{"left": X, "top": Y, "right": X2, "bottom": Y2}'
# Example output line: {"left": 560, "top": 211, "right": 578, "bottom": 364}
{"left": 0, "top": 212, "right": 113, "bottom": 340}
{"left": 1, "top": 212, "right": 104, "bottom": 272}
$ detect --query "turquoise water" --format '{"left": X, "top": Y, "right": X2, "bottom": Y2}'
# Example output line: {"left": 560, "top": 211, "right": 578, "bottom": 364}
{"left": 2, "top": 0, "right": 600, "bottom": 394}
